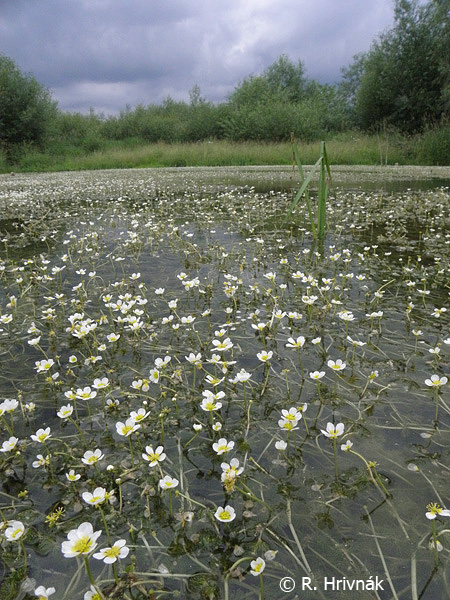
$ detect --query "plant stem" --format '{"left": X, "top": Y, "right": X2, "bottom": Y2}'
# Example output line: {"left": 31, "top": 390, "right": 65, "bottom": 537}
{"left": 98, "top": 505, "right": 112, "bottom": 545}
{"left": 83, "top": 556, "right": 96, "bottom": 587}
{"left": 332, "top": 438, "right": 339, "bottom": 479}
{"left": 431, "top": 519, "right": 439, "bottom": 568}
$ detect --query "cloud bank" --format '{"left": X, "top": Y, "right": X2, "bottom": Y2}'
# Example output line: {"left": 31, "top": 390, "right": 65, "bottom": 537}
{"left": 0, "top": 0, "right": 395, "bottom": 113}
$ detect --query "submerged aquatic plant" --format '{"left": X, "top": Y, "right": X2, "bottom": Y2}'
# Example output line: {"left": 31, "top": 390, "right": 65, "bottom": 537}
{"left": 0, "top": 168, "right": 449, "bottom": 600}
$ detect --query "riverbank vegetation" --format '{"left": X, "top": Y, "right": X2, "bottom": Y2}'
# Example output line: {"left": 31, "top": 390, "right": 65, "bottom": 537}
{"left": 1, "top": 0, "right": 449, "bottom": 172}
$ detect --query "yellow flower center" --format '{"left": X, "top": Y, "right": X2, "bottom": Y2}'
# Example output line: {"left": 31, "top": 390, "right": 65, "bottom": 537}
{"left": 218, "top": 510, "right": 231, "bottom": 520}
{"left": 104, "top": 545, "right": 121, "bottom": 559}
{"left": 427, "top": 502, "right": 442, "bottom": 515}
{"left": 11, "top": 528, "right": 23, "bottom": 539}
{"left": 72, "top": 535, "right": 93, "bottom": 554}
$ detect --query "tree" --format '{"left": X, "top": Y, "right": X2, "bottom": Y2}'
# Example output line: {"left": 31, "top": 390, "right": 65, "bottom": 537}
{"left": 264, "top": 54, "right": 306, "bottom": 102}
{"left": 338, "top": 53, "right": 367, "bottom": 112}
{"left": 352, "top": 0, "right": 449, "bottom": 131}
{"left": 0, "top": 55, "right": 57, "bottom": 154}
{"left": 228, "top": 55, "right": 306, "bottom": 106}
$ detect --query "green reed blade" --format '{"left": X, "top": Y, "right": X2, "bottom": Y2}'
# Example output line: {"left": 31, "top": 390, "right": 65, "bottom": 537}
{"left": 284, "top": 152, "right": 322, "bottom": 236}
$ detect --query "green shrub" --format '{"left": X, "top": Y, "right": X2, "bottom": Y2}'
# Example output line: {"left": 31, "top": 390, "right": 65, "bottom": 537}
{"left": 417, "top": 126, "right": 450, "bottom": 165}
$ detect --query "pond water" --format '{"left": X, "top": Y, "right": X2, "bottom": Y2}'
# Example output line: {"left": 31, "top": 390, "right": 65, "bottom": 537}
{"left": 0, "top": 167, "right": 449, "bottom": 600}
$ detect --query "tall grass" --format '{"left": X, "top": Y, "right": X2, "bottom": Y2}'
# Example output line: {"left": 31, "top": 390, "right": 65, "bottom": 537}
{"left": 1, "top": 132, "right": 446, "bottom": 174}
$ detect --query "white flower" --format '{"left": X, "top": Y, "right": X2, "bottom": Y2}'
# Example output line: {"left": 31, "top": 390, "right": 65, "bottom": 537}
{"left": 275, "top": 440, "right": 287, "bottom": 450}
{"left": 221, "top": 458, "right": 243, "bottom": 478}
{"left": 107, "top": 333, "right": 120, "bottom": 342}
{"left": 338, "top": 310, "right": 355, "bottom": 322}
{"left": 129, "top": 408, "right": 150, "bottom": 423}
{"left": 75, "top": 387, "right": 97, "bottom": 400}
{"left": 321, "top": 422, "right": 345, "bottom": 439}
{"left": 250, "top": 556, "right": 266, "bottom": 576}
{"left": 0, "top": 398, "right": 18, "bottom": 413}
{"left": 32, "top": 454, "right": 50, "bottom": 468}
{"left": 341, "top": 440, "right": 353, "bottom": 452}
{"left": 30, "top": 427, "right": 52, "bottom": 443}
{"left": 159, "top": 475, "right": 179, "bottom": 490}
{"left": 425, "top": 502, "right": 450, "bottom": 520}
{"left": 212, "top": 337, "right": 233, "bottom": 351}
{"left": 131, "top": 378, "right": 149, "bottom": 392}
{"left": 92, "top": 377, "right": 109, "bottom": 389}
{"left": 278, "top": 418, "right": 300, "bottom": 431}
{"left": 4, "top": 520, "right": 25, "bottom": 541}
{"left": 0, "top": 436, "right": 19, "bottom": 453}
{"left": 281, "top": 407, "right": 302, "bottom": 422}
{"left": 84, "top": 586, "right": 100, "bottom": 600}
{"left": 212, "top": 438, "right": 234, "bottom": 455}
{"left": 309, "top": 371, "right": 325, "bottom": 380}
{"left": 186, "top": 352, "right": 202, "bottom": 366}
{"left": 81, "top": 448, "right": 104, "bottom": 465}
{"left": 57, "top": 404, "right": 73, "bottom": 419}
{"left": 142, "top": 445, "right": 166, "bottom": 466}
{"left": 82, "top": 487, "right": 107, "bottom": 506}
{"left": 231, "top": 369, "right": 251, "bottom": 383}
{"left": 256, "top": 350, "right": 273, "bottom": 362}
{"left": 66, "top": 469, "right": 81, "bottom": 482}
{"left": 214, "top": 505, "right": 236, "bottom": 522}
{"left": 425, "top": 374, "right": 448, "bottom": 387}
{"left": 327, "top": 359, "right": 346, "bottom": 371}
{"left": 61, "top": 522, "right": 102, "bottom": 557}
{"left": 286, "top": 336, "right": 305, "bottom": 349}
{"left": 181, "top": 315, "right": 196, "bottom": 325}
{"left": 200, "top": 397, "right": 222, "bottom": 412}
{"left": 149, "top": 368, "right": 160, "bottom": 383}
{"left": 34, "top": 586, "right": 56, "bottom": 600}
{"left": 347, "top": 335, "right": 366, "bottom": 347}
{"left": 302, "top": 295, "right": 318, "bottom": 305}
{"left": 93, "top": 539, "right": 129, "bottom": 563}
{"left": 116, "top": 418, "right": 141, "bottom": 437}
{"left": 35, "top": 359, "right": 55, "bottom": 372}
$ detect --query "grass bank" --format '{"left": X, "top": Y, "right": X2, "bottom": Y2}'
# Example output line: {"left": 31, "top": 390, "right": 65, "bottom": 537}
{"left": 1, "top": 129, "right": 448, "bottom": 173}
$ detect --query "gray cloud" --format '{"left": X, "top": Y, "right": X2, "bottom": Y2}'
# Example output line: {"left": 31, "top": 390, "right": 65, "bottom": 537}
{"left": 1, "top": 0, "right": 396, "bottom": 113}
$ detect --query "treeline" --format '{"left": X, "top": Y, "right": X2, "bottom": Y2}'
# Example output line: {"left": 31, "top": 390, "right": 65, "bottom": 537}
{"left": 53, "top": 75, "right": 349, "bottom": 146}
{"left": 1, "top": 0, "right": 449, "bottom": 167}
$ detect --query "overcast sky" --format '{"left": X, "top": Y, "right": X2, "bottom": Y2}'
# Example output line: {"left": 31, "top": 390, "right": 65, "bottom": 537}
{"left": 1, "top": 0, "right": 399, "bottom": 115}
